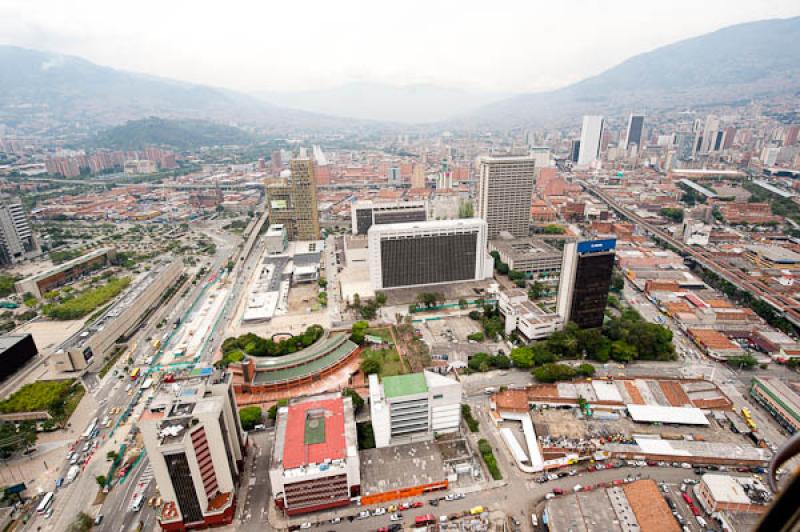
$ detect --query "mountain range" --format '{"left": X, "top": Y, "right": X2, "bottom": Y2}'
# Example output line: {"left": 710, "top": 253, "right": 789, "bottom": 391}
{"left": 1, "top": 16, "right": 799, "bottom": 134}
{"left": 468, "top": 16, "right": 800, "bottom": 127}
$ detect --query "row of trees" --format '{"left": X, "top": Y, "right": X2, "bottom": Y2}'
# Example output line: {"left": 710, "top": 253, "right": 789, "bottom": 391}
{"left": 219, "top": 324, "right": 325, "bottom": 364}
{"left": 350, "top": 292, "right": 386, "bottom": 319}
{"left": 467, "top": 352, "right": 510, "bottom": 373}
{"left": 532, "top": 362, "right": 595, "bottom": 383}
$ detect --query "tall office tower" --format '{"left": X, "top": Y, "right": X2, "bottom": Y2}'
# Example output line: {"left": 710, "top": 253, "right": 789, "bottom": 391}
{"left": 625, "top": 114, "right": 645, "bottom": 149}
{"left": 556, "top": 239, "right": 616, "bottom": 329}
{"left": 577, "top": 115, "right": 604, "bottom": 167}
{"left": 387, "top": 166, "right": 401, "bottom": 185}
{"left": 0, "top": 203, "right": 34, "bottom": 265}
{"left": 477, "top": 154, "right": 536, "bottom": 239}
{"left": 784, "top": 126, "right": 799, "bottom": 147}
{"left": 140, "top": 369, "right": 245, "bottom": 530}
{"left": 266, "top": 159, "right": 320, "bottom": 241}
{"left": 722, "top": 127, "right": 737, "bottom": 150}
{"left": 570, "top": 140, "right": 581, "bottom": 163}
{"left": 700, "top": 115, "right": 721, "bottom": 154}
{"left": 270, "top": 150, "right": 282, "bottom": 174}
{"left": 351, "top": 200, "right": 427, "bottom": 235}
{"left": 411, "top": 162, "right": 426, "bottom": 189}
{"left": 367, "top": 219, "right": 493, "bottom": 290}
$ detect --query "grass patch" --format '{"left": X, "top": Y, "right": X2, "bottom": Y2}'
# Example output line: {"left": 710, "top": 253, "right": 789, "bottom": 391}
{"left": 365, "top": 327, "right": 393, "bottom": 343}
{"left": 0, "top": 379, "right": 85, "bottom": 424}
{"left": 478, "top": 438, "right": 502, "bottom": 480}
{"left": 362, "top": 347, "right": 407, "bottom": 378}
{"left": 43, "top": 277, "right": 131, "bottom": 320}
{"left": 462, "top": 404, "right": 479, "bottom": 432}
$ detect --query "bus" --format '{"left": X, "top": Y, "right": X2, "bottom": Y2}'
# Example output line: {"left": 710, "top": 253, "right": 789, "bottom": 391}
{"left": 82, "top": 418, "right": 98, "bottom": 439}
{"left": 37, "top": 492, "right": 54, "bottom": 514}
{"left": 130, "top": 367, "right": 141, "bottom": 381}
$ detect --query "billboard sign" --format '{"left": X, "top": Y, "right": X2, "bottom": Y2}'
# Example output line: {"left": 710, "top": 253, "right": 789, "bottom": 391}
{"left": 577, "top": 238, "right": 616, "bottom": 254}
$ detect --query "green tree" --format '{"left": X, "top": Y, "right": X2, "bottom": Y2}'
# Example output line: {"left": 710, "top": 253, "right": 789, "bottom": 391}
{"left": 95, "top": 475, "right": 107, "bottom": 488}
{"left": 543, "top": 224, "right": 566, "bottom": 234}
{"left": 576, "top": 363, "right": 596, "bottom": 377}
{"left": 510, "top": 346, "right": 534, "bottom": 368}
{"left": 318, "top": 277, "right": 328, "bottom": 288}
{"left": 361, "top": 358, "right": 381, "bottom": 375}
{"left": 267, "top": 399, "right": 288, "bottom": 420}
{"left": 375, "top": 292, "right": 387, "bottom": 306}
{"left": 467, "top": 332, "right": 484, "bottom": 342}
{"left": 68, "top": 512, "right": 94, "bottom": 532}
{"left": 342, "top": 388, "right": 365, "bottom": 413}
{"left": 239, "top": 406, "right": 263, "bottom": 430}
{"left": 610, "top": 340, "right": 637, "bottom": 363}
{"left": 350, "top": 320, "right": 369, "bottom": 344}
{"left": 727, "top": 354, "right": 757, "bottom": 369}
{"left": 357, "top": 422, "right": 375, "bottom": 449}
{"left": 532, "top": 363, "right": 577, "bottom": 383}
{"left": 458, "top": 298, "right": 468, "bottom": 309}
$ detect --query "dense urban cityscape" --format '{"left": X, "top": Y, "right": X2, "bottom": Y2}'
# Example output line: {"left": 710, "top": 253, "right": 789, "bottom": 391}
{"left": 0, "top": 4, "right": 799, "bottom": 532}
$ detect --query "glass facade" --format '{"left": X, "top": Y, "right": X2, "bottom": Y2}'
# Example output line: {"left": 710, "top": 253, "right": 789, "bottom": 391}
{"left": 380, "top": 232, "right": 477, "bottom": 288}
{"left": 164, "top": 452, "right": 204, "bottom": 524}
{"left": 569, "top": 252, "right": 614, "bottom": 328}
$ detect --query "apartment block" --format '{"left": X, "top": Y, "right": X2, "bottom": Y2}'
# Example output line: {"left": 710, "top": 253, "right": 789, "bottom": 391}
{"left": 477, "top": 154, "right": 536, "bottom": 238}
{"left": 0, "top": 203, "right": 34, "bottom": 265}
{"left": 267, "top": 159, "right": 320, "bottom": 241}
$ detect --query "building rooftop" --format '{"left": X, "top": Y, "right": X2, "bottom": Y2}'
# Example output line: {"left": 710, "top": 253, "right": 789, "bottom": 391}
{"left": 623, "top": 480, "right": 680, "bottom": 532}
{"left": 20, "top": 247, "right": 114, "bottom": 283}
{"left": 746, "top": 244, "right": 800, "bottom": 264}
{"left": 752, "top": 376, "right": 800, "bottom": 417}
{"left": 702, "top": 474, "right": 751, "bottom": 505}
{"left": 0, "top": 334, "right": 32, "bottom": 352}
{"left": 282, "top": 396, "right": 346, "bottom": 469}
{"left": 360, "top": 441, "right": 444, "bottom": 495}
{"left": 383, "top": 373, "right": 428, "bottom": 398}
{"left": 627, "top": 404, "right": 709, "bottom": 425}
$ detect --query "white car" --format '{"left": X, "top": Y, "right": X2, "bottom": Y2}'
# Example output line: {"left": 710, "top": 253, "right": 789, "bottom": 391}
{"left": 357, "top": 511, "right": 370, "bottom": 519}
{"left": 300, "top": 523, "right": 312, "bottom": 529}
{"left": 372, "top": 507, "right": 386, "bottom": 516}
{"left": 544, "top": 493, "right": 556, "bottom": 500}
{"left": 390, "top": 513, "right": 402, "bottom": 521}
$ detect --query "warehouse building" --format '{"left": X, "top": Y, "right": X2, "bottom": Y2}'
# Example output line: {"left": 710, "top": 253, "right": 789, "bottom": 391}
{"left": 15, "top": 247, "right": 117, "bottom": 298}
{"left": 367, "top": 218, "right": 493, "bottom": 290}
{"left": 351, "top": 200, "right": 427, "bottom": 235}
{"left": 139, "top": 368, "right": 245, "bottom": 530}
{"left": 269, "top": 392, "right": 360, "bottom": 515}
{"left": 369, "top": 371, "right": 462, "bottom": 448}
{"left": 750, "top": 376, "right": 800, "bottom": 434}
{"left": 695, "top": 474, "right": 770, "bottom": 514}
{"left": 52, "top": 259, "right": 183, "bottom": 372}
{"left": 0, "top": 334, "right": 38, "bottom": 385}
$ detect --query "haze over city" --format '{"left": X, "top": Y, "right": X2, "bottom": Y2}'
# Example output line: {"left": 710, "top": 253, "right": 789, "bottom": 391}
{"left": 0, "top": 3, "right": 799, "bottom": 532}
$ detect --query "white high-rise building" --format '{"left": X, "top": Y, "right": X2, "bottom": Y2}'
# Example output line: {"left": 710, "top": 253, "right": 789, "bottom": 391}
{"left": 700, "top": 115, "right": 721, "bottom": 154}
{"left": 577, "top": 115, "right": 604, "bottom": 167}
{"left": 477, "top": 154, "right": 536, "bottom": 238}
{"left": 0, "top": 203, "right": 34, "bottom": 265}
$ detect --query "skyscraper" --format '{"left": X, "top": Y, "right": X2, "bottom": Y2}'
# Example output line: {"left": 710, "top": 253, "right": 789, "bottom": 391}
{"left": 625, "top": 114, "right": 645, "bottom": 149}
{"left": 577, "top": 115, "right": 604, "bottom": 167}
{"left": 266, "top": 159, "right": 320, "bottom": 241}
{"left": 477, "top": 154, "right": 536, "bottom": 239}
{"left": 700, "top": 115, "right": 721, "bottom": 154}
{"left": 570, "top": 140, "right": 581, "bottom": 163}
{"left": 411, "top": 162, "right": 426, "bottom": 189}
{"left": 0, "top": 203, "right": 34, "bottom": 266}
{"left": 556, "top": 239, "right": 616, "bottom": 329}
{"left": 388, "top": 166, "right": 401, "bottom": 185}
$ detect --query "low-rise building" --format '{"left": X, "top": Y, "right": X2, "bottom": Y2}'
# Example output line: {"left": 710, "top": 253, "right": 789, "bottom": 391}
{"left": 695, "top": 474, "right": 770, "bottom": 514}
{"left": 15, "top": 247, "right": 117, "bottom": 298}
{"left": 488, "top": 238, "right": 562, "bottom": 279}
{"left": 750, "top": 376, "right": 800, "bottom": 434}
{"left": 496, "top": 288, "right": 562, "bottom": 341}
{"left": 264, "top": 224, "right": 288, "bottom": 255}
{"left": 369, "top": 371, "right": 462, "bottom": 448}
{"left": 269, "top": 392, "right": 360, "bottom": 515}
{"left": 351, "top": 199, "right": 427, "bottom": 235}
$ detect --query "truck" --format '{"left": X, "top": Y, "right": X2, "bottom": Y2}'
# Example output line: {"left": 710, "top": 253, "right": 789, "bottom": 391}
{"left": 66, "top": 465, "right": 80, "bottom": 483}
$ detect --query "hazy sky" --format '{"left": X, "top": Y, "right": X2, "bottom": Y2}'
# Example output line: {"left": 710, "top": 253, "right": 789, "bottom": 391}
{"left": 1, "top": 0, "right": 798, "bottom": 94}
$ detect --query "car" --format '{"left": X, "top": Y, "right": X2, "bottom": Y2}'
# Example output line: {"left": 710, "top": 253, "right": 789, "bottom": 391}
{"left": 428, "top": 499, "right": 439, "bottom": 506}
{"left": 568, "top": 469, "right": 578, "bottom": 476}
{"left": 372, "top": 507, "right": 386, "bottom": 516}
{"left": 388, "top": 505, "right": 397, "bottom": 512}
{"left": 399, "top": 502, "right": 411, "bottom": 510}
{"left": 411, "top": 501, "right": 424, "bottom": 509}
{"left": 299, "top": 523, "right": 312, "bottom": 529}
{"left": 544, "top": 493, "right": 556, "bottom": 500}
{"left": 94, "top": 514, "right": 104, "bottom": 525}
{"left": 572, "top": 484, "right": 583, "bottom": 492}
{"left": 666, "top": 499, "right": 676, "bottom": 510}
{"left": 689, "top": 505, "right": 701, "bottom": 517}
{"left": 682, "top": 493, "right": 693, "bottom": 505}
{"left": 388, "top": 525, "right": 402, "bottom": 532}
{"left": 389, "top": 513, "right": 402, "bottom": 522}
{"left": 587, "top": 465, "right": 597, "bottom": 472}
{"left": 552, "top": 488, "right": 565, "bottom": 495}
{"left": 377, "top": 528, "right": 389, "bottom": 532}
{"left": 357, "top": 511, "right": 370, "bottom": 519}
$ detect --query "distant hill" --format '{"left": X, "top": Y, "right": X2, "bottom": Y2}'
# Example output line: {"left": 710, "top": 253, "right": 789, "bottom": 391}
{"left": 257, "top": 82, "right": 510, "bottom": 123}
{"left": 0, "top": 46, "right": 357, "bottom": 135}
{"left": 92, "top": 117, "right": 254, "bottom": 151}
{"left": 467, "top": 16, "right": 800, "bottom": 127}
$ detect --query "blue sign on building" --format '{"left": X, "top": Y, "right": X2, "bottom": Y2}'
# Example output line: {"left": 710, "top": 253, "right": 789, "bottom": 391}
{"left": 577, "top": 238, "right": 617, "bottom": 254}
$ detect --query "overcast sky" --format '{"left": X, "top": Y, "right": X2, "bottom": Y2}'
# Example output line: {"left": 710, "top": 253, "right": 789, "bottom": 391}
{"left": 1, "top": 0, "right": 798, "bottom": 94}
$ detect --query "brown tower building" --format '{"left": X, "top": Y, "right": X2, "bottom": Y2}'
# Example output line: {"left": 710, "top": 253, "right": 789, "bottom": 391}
{"left": 267, "top": 159, "right": 320, "bottom": 241}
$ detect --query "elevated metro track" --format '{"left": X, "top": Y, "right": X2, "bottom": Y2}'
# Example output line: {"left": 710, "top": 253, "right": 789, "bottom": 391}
{"left": 578, "top": 180, "right": 800, "bottom": 329}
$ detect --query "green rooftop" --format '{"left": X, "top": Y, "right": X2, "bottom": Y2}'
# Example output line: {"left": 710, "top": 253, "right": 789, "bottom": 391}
{"left": 304, "top": 414, "right": 326, "bottom": 445}
{"left": 383, "top": 372, "right": 427, "bottom": 398}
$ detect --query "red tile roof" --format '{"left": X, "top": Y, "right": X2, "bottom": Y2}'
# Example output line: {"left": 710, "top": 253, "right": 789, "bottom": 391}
{"left": 282, "top": 397, "right": 346, "bottom": 469}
